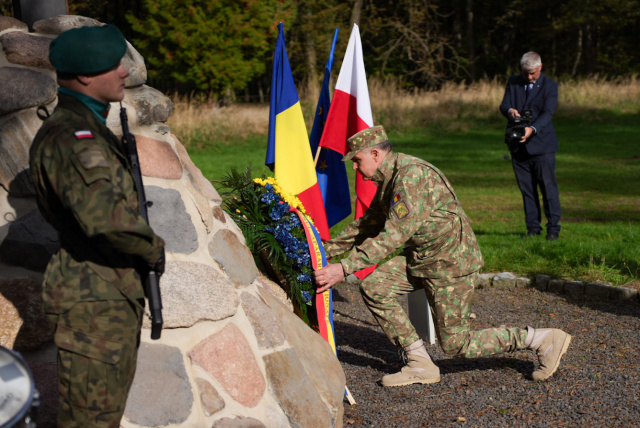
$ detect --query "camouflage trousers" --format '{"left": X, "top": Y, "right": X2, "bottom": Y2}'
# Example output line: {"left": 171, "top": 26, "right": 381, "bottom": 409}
{"left": 359, "top": 256, "right": 528, "bottom": 357}
{"left": 47, "top": 298, "right": 143, "bottom": 427}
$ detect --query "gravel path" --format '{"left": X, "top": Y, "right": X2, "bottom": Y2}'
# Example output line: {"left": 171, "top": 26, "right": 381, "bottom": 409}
{"left": 334, "top": 282, "right": 640, "bottom": 427}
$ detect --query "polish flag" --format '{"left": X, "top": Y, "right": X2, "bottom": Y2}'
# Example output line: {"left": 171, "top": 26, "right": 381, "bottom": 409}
{"left": 319, "top": 23, "right": 377, "bottom": 279}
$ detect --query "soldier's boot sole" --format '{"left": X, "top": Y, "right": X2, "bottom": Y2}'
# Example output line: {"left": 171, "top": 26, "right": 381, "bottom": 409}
{"left": 532, "top": 331, "right": 571, "bottom": 381}
{"left": 381, "top": 372, "right": 441, "bottom": 387}
{"left": 381, "top": 355, "right": 441, "bottom": 387}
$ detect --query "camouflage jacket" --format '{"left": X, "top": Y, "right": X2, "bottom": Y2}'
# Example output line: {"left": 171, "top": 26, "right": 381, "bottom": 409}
{"left": 324, "top": 152, "right": 483, "bottom": 279}
{"left": 29, "top": 93, "right": 165, "bottom": 314}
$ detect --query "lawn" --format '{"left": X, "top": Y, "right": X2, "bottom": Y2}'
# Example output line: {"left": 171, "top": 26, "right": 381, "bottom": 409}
{"left": 184, "top": 104, "right": 640, "bottom": 287}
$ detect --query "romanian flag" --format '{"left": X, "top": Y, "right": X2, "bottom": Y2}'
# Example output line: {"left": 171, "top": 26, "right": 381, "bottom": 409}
{"left": 309, "top": 28, "right": 351, "bottom": 228}
{"left": 266, "top": 23, "right": 330, "bottom": 240}
{"left": 318, "top": 23, "right": 377, "bottom": 279}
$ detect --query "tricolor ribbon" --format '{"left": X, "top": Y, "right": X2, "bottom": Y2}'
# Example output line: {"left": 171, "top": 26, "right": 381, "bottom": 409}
{"left": 290, "top": 207, "right": 336, "bottom": 351}
{"left": 290, "top": 206, "right": 356, "bottom": 404}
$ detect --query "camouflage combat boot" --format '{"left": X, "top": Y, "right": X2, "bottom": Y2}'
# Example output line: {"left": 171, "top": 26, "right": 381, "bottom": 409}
{"left": 381, "top": 340, "right": 440, "bottom": 387}
{"left": 525, "top": 327, "right": 571, "bottom": 381}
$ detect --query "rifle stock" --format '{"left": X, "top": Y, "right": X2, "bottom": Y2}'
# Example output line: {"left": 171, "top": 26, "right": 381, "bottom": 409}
{"left": 119, "top": 105, "right": 164, "bottom": 340}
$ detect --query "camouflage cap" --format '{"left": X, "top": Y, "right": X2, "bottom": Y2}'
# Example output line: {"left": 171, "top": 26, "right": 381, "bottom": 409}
{"left": 49, "top": 25, "right": 127, "bottom": 74}
{"left": 343, "top": 125, "right": 389, "bottom": 161}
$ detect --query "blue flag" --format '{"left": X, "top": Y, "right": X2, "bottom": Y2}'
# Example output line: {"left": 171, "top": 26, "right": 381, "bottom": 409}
{"left": 309, "top": 29, "right": 351, "bottom": 229}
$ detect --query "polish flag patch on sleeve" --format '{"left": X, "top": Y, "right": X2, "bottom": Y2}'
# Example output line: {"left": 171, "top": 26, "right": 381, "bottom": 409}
{"left": 74, "top": 130, "right": 94, "bottom": 139}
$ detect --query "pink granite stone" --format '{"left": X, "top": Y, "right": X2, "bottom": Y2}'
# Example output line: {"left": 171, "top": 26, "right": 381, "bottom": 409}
{"left": 189, "top": 323, "right": 266, "bottom": 408}
{"left": 134, "top": 134, "right": 183, "bottom": 179}
{"left": 172, "top": 134, "right": 221, "bottom": 202}
{"left": 212, "top": 206, "right": 226, "bottom": 223}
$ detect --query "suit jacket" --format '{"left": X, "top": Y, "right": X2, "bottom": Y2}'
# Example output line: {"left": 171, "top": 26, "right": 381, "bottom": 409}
{"left": 499, "top": 72, "right": 558, "bottom": 155}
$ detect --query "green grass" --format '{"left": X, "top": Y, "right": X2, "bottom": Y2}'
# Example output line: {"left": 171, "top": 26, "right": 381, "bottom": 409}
{"left": 187, "top": 110, "right": 640, "bottom": 286}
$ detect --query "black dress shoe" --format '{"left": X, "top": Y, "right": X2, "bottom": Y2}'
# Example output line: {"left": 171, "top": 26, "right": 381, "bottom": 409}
{"left": 546, "top": 232, "right": 559, "bottom": 241}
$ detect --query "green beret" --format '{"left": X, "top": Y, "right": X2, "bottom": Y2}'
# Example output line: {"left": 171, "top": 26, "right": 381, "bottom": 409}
{"left": 343, "top": 125, "right": 389, "bottom": 161}
{"left": 49, "top": 24, "right": 127, "bottom": 74}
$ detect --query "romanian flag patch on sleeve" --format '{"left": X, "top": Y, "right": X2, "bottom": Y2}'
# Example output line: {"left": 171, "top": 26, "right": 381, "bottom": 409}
{"left": 74, "top": 130, "right": 94, "bottom": 139}
{"left": 391, "top": 191, "right": 411, "bottom": 219}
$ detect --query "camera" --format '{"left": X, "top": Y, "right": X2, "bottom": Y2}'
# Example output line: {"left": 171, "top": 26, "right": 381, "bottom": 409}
{"left": 506, "top": 109, "right": 532, "bottom": 140}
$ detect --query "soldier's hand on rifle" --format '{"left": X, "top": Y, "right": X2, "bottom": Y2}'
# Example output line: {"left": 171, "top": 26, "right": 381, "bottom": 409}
{"left": 152, "top": 249, "right": 165, "bottom": 277}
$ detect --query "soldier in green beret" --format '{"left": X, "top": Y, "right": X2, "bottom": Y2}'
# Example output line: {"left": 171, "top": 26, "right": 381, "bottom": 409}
{"left": 315, "top": 125, "right": 571, "bottom": 387}
{"left": 30, "top": 25, "right": 165, "bottom": 426}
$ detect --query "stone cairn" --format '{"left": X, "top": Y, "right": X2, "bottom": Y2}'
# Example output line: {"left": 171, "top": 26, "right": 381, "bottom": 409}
{"left": 0, "top": 15, "right": 346, "bottom": 428}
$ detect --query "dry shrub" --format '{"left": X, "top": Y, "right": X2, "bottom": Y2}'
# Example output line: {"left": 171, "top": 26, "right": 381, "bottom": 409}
{"left": 368, "top": 77, "right": 505, "bottom": 132}
{"left": 168, "top": 93, "right": 269, "bottom": 148}
{"left": 559, "top": 74, "right": 640, "bottom": 116}
{"left": 168, "top": 77, "right": 640, "bottom": 147}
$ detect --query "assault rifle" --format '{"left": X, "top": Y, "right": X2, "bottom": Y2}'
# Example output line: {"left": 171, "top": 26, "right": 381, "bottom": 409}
{"left": 119, "top": 104, "right": 164, "bottom": 340}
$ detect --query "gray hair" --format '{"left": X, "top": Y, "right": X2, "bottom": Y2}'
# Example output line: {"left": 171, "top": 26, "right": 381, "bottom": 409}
{"left": 520, "top": 52, "right": 542, "bottom": 71}
{"left": 365, "top": 140, "right": 393, "bottom": 154}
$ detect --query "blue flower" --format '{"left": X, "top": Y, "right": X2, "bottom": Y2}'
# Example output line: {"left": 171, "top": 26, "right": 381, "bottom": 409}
{"left": 290, "top": 215, "right": 302, "bottom": 229}
{"left": 269, "top": 201, "right": 290, "bottom": 221}
{"left": 301, "top": 291, "right": 313, "bottom": 303}
{"left": 295, "top": 252, "right": 311, "bottom": 268}
{"left": 297, "top": 273, "right": 312, "bottom": 283}
{"left": 260, "top": 190, "right": 278, "bottom": 205}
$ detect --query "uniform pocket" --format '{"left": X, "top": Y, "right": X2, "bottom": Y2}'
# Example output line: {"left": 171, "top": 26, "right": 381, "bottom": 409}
{"left": 70, "top": 146, "right": 112, "bottom": 186}
{"left": 55, "top": 323, "right": 122, "bottom": 365}
{"left": 54, "top": 300, "right": 139, "bottom": 412}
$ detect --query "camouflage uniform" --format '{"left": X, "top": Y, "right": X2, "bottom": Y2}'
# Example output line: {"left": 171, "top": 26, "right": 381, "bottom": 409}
{"left": 325, "top": 150, "right": 528, "bottom": 356}
{"left": 30, "top": 92, "right": 164, "bottom": 427}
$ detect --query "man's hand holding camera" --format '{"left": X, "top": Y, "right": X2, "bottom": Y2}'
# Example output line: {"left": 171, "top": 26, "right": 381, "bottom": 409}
{"left": 519, "top": 126, "right": 534, "bottom": 143}
{"left": 507, "top": 109, "right": 534, "bottom": 143}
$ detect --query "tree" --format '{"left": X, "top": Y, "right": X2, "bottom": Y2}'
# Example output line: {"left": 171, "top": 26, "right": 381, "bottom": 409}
{"left": 284, "top": 0, "right": 351, "bottom": 92}
{"left": 551, "top": 0, "right": 640, "bottom": 76}
{"left": 69, "top": 0, "right": 145, "bottom": 38}
{"left": 1, "top": 0, "right": 13, "bottom": 16}
{"left": 361, "top": 0, "right": 465, "bottom": 89}
{"left": 126, "top": 0, "right": 293, "bottom": 96}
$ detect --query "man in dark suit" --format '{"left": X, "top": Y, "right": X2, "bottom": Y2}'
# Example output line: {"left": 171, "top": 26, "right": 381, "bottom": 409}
{"left": 500, "top": 51, "right": 561, "bottom": 241}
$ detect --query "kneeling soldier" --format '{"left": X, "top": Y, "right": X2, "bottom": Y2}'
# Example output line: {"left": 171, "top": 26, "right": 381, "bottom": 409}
{"left": 314, "top": 125, "right": 571, "bottom": 386}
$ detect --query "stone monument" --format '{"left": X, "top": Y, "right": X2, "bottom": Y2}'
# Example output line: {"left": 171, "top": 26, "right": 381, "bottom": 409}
{"left": 0, "top": 14, "right": 346, "bottom": 428}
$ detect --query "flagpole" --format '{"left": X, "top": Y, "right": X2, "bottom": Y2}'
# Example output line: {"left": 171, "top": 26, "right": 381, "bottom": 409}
{"left": 314, "top": 146, "right": 322, "bottom": 166}
{"left": 314, "top": 28, "right": 339, "bottom": 169}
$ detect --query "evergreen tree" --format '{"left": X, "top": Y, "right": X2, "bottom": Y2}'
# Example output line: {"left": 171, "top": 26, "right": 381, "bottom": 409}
{"left": 127, "top": 0, "right": 294, "bottom": 96}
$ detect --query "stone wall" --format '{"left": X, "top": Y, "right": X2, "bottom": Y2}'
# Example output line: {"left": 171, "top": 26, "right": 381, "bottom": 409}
{"left": 0, "top": 15, "right": 345, "bottom": 428}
